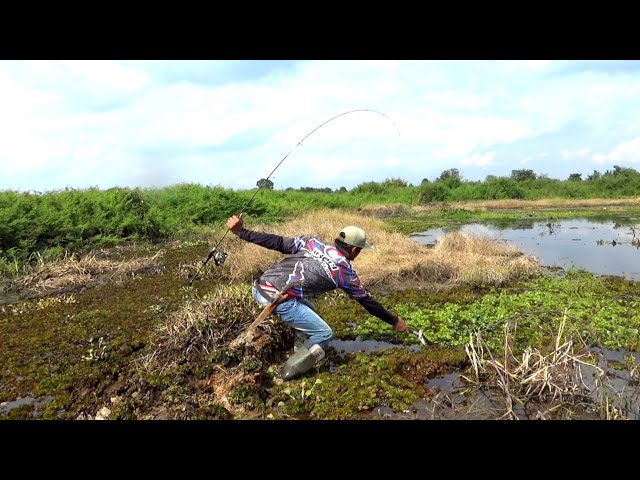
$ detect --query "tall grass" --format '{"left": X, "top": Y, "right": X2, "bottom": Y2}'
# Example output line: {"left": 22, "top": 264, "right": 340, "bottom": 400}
{"left": 204, "top": 209, "right": 542, "bottom": 289}
{"left": 0, "top": 185, "right": 266, "bottom": 269}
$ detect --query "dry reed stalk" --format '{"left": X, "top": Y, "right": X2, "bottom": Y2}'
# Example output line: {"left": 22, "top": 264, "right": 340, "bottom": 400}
{"left": 464, "top": 310, "right": 606, "bottom": 419}
{"left": 137, "top": 284, "right": 262, "bottom": 376}
{"left": 158, "top": 285, "right": 255, "bottom": 348}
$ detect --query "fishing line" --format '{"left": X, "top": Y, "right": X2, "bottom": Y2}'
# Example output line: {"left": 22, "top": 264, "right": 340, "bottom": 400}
{"left": 188, "top": 108, "right": 400, "bottom": 285}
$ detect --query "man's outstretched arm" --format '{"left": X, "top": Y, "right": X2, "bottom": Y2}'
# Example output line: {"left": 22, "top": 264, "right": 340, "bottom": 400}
{"left": 339, "top": 263, "right": 408, "bottom": 333}
{"left": 356, "top": 294, "right": 408, "bottom": 332}
{"left": 227, "top": 215, "right": 297, "bottom": 254}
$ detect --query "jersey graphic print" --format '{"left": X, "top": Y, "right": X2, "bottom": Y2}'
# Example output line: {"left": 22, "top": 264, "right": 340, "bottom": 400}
{"left": 298, "top": 237, "right": 368, "bottom": 300}
{"left": 286, "top": 260, "right": 305, "bottom": 297}
{"left": 260, "top": 235, "right": 368, "bottom": 300}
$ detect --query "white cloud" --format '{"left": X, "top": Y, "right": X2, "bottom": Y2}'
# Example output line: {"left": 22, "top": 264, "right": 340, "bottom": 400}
{"left": 359, "top": 60, "right": 402, "bottom": 70}
{"left": 491, "top": 60, "right": 556, "bottom": 74}
{"left": 432, "top": 116, "right": 532, "bottom": 158}
{"left": 593, "top": 137, "right": 640, "bottom": 164}
{"left": 462, "top": 151, "right": 496, "bottom": 167}
{"left": 561, "top": 147, "right": 591, "bottom": 160}
{"left": 523, "top": 60, "right": 552, "bottom": 71}
{"left": 421, "top": 90, "right": 492, "bottom": 110}
{"left": 2, "top": 60, "right": 640, "bottom": 191}
{"left": 58, "top": 60, "right": 150, "bottom": 92}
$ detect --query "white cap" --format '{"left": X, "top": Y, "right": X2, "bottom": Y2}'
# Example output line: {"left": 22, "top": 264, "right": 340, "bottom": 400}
{"left": 338, "top": 226, "right": 372, "bottom": 249}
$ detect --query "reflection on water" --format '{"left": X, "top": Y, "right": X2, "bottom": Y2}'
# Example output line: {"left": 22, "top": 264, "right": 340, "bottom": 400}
{"left": 328, "top": 336, "right": 421, "bottom": 355}
{"left": 411, "top": 217, "right": 640, "bottom": 281}
{"left": 0, "top": 395, "right": 55, "bottom": 416}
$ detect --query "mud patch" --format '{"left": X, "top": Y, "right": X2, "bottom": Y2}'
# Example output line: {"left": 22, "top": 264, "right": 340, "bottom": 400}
{"left": 367, "top": 370, "right": 603, "bottom": 420}
{"left": 582, "top": 347, "right": 640, "bottom": 420}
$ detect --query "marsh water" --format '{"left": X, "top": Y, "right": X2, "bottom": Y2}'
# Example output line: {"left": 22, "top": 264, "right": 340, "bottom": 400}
{"left": 382, "top": 215, "right": 640, "bottom": 419}
{"left": 410, "top": 217, "right": 640, "bottom": 281}
{"left": 333, "top": 339, "right": 640, "bottom": 420}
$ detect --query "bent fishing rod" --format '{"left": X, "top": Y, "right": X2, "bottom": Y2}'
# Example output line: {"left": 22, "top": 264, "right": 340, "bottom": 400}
{"left": 187, "top": 108, "right": 401, "bottom": 285}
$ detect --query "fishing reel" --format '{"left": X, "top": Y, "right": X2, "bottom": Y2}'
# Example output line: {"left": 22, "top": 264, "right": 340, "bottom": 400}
{"left": 211, "top": 248, "right": 229, "bottom": 266}
{"left": 188, "top": 246, "right": 228, "bottom": 285}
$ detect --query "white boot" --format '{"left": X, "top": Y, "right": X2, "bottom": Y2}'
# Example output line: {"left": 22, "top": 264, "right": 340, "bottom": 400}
{"left": 280, "top": 344, "right": 325, "bottom": 381}
{"left": 309, "top": 344, "right": 325, "bottom": 363}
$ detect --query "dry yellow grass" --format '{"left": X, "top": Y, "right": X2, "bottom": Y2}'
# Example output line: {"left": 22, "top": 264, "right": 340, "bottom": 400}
{"left": 412, "top": 197, "right": 640, "bottom": 213}
{"left": 213, "top": 209, "right": 542, "bottom": 290}
{"left": 346, "top": 198, "right": 640, "bottom": 217}
{"left": 10, "top": 250, "right": 164, "bottom": 293}
{"left": 157, "top": 283, "right": 257, "bottom": 352}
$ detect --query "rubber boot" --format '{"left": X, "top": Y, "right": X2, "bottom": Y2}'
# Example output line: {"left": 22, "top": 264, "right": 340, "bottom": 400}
{"left": 280, "top": 344, "right": 325, "bottom": 381}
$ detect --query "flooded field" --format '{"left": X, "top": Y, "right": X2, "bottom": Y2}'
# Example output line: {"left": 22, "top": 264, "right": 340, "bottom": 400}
{"left": 412, "top": 217, "right": 640, "bottom": 280}
{"left": 2, "top": 210, "right": 639, "bottom": 420}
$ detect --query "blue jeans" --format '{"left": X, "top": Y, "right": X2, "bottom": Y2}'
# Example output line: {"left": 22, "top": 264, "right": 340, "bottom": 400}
{"left": 252, "top": 285, "right": 333, "bottom": 349}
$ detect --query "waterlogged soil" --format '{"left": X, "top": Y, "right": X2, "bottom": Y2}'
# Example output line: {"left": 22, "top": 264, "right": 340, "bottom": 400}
{"left": 1, "top": 235, "right": 639, "bottom": 420}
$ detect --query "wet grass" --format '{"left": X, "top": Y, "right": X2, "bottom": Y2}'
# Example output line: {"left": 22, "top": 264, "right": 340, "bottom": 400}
{"left": 0, "top": 243, "right": 222, "bottom": 418}
{"left": 265, "top": 348, "right": 467, "bottom": 420}
{"left": 258, "top": 269, "right": 639, "bottom": 420}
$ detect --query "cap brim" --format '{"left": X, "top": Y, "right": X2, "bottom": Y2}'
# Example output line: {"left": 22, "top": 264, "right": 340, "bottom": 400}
{"left": 361, "top": 241, "right": 373, "bottom": 249}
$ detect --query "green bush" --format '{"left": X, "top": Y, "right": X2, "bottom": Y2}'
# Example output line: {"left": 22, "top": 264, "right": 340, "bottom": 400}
{"left": 2, "top": 165, "right": 639, "bottom": 268}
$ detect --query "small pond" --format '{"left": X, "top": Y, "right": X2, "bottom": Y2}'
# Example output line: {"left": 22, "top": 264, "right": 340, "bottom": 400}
{"left": 411, "top": 217, "right": 640, "bottom": 281}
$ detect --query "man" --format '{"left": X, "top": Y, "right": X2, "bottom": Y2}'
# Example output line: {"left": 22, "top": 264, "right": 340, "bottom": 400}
{"left": 227, "top": 214, "right": 408, "bottom": 381}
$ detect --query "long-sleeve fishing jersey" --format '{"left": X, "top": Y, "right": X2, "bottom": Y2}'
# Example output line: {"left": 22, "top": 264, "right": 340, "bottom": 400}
{"left": 238, "top": 228, "right": 399, "bottom": 326}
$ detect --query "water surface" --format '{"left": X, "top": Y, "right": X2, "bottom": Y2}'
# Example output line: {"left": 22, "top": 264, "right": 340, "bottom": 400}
{"left": 412, "top": 217, "right": 640, "bottom": 280}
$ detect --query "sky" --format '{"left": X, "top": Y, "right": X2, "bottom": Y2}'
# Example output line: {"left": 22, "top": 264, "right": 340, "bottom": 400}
{"left": 1, "top": 60, "right": 639, "bottom": 193}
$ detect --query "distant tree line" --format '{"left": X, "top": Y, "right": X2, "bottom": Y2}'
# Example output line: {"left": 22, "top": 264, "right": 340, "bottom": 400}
{"left": 416, "top": 165, "right": 640, "bottom": 203}
{"left": 254, "top": 166, "right": 640, "bottom": 203}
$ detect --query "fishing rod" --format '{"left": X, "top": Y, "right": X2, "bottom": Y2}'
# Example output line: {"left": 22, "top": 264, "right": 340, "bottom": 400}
{"left": 187, "top": 108, "right": 401, "bottom": 285}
